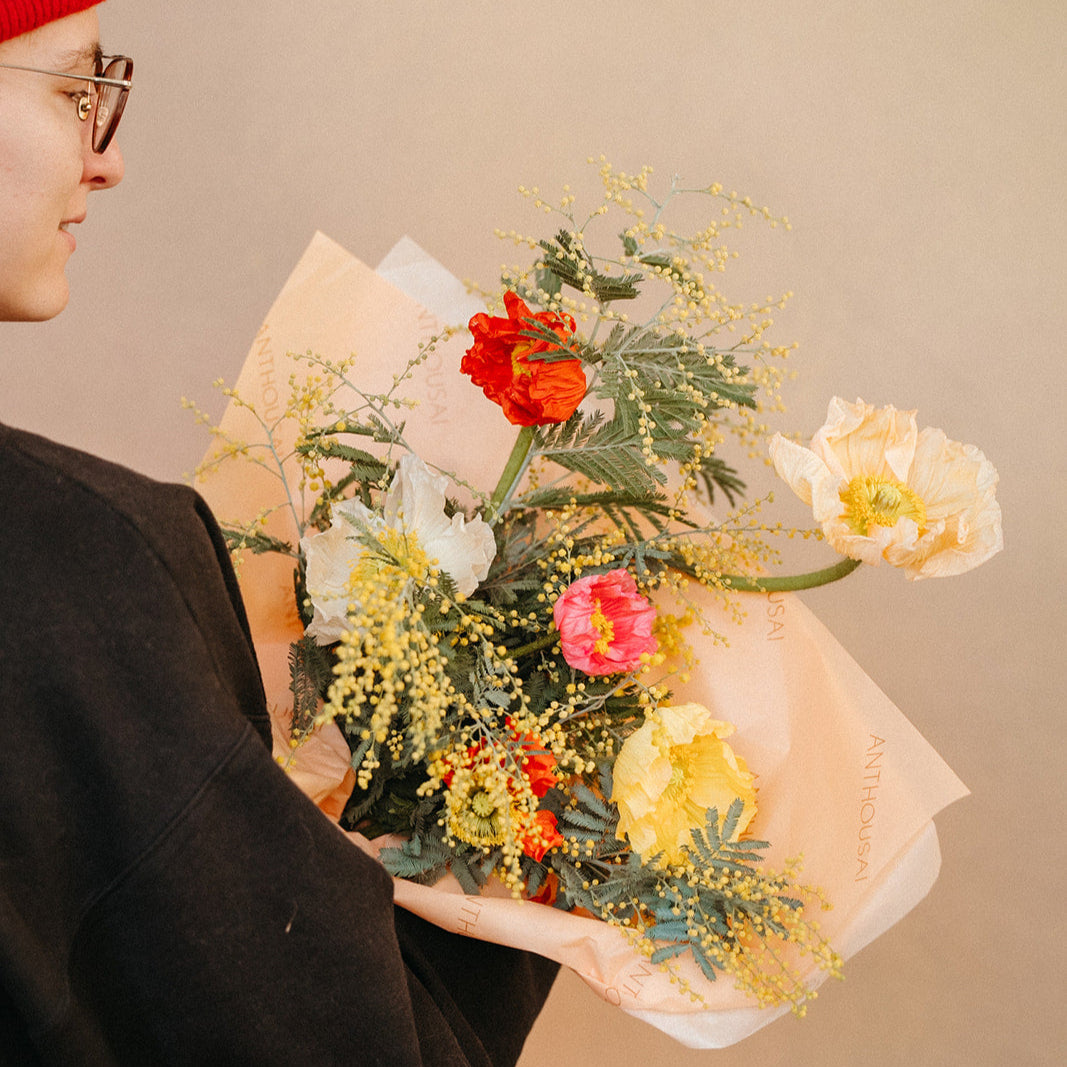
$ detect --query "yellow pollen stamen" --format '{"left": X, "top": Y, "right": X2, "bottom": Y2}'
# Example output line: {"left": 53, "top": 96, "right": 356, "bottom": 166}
{"left": 511, "top": 346, "right": 534, "bottom": 376}
{"left": 840, "top": 475, "right": 926, "bottom": 536}
{"left": 351, "top": 527, "right": 430, "bottom": 585}
{"left": 589, "top": 598, "right": 615, "bottom": 655}
{"left": 664, "top": 758, "right": 691, "bottom": 802}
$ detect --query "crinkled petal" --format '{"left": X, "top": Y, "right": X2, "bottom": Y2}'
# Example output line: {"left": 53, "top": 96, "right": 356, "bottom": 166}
{"left": 301, "top": 521, "right": 360, "bottom": 644}
{"left": 768, "top": 434, "right": 825, "bottom": 506}
{"left": 613, "top": 723, "right": 671, "bottom": 801}
{"left": 908, "top": 429, "right": 998, "bottom": 522}
{"left": 898, "top": 429, "right": 1002, "bottom": 578}
{"left": 424, "top": 512, "right": 496, "bottom": 597}
{"left": 385, "top": 453, "right": 450, "bottom": 539}
{"left": 382, "top": 454, "right": 495, "bottom": 594}
{"left": 612, "top": 704, "right": 757, "bottom": 864}
{"left": 813, "top": 397, "right": 917, "bottom": 484}
{"left": 656, "top": 702, "right": 716, "bottom": 747}
{"left": 299, "top": 496, "right": 384, "bottom": 643}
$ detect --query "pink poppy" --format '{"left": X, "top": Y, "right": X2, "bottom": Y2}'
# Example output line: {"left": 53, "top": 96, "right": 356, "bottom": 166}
{"left": 552, "top": 569, "right": 658, "bottom": 676}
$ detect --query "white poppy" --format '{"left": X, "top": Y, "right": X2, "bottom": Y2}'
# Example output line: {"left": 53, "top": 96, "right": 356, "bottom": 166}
{"left": 301, "top": 454, "right": 496, "bottom": 643}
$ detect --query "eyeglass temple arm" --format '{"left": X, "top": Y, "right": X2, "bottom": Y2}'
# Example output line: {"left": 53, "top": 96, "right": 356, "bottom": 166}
{"left": 0, "top": 63, "right": 131, "bottom": 89}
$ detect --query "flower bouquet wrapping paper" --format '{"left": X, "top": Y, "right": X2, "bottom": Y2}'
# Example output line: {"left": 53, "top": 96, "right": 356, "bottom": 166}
{"left": 196, "top": 230, "right": 969, "bottom": 1048}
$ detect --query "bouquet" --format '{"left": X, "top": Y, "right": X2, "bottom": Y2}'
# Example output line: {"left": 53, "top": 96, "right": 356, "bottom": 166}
{"left": 190, "top": 163, "right": 997, "bottom": 1047}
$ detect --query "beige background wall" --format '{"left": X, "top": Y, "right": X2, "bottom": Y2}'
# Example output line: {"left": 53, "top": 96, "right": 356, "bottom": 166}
{"left": 4, "top": 1, "right": 1064, "bottom": 1063}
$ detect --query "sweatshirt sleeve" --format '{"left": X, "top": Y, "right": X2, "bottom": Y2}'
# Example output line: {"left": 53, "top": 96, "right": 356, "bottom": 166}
{"left": 0, "top": 431, "right": 555, "bottom": 1066}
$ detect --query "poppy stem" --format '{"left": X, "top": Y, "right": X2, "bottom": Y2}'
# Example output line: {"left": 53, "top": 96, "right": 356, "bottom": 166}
{"left": 718, "top": 556, "right": 863, "bottom": 592}
{"left": 508, "top": 631, "right": 559, "bottom": 660}
{"left": 488, "top": 426, "right": 535, "bottom": 522}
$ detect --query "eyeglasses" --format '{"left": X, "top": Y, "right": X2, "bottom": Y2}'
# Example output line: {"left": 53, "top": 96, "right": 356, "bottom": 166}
{"left": 0, "top": 54, "right": 133, "bottom": 153}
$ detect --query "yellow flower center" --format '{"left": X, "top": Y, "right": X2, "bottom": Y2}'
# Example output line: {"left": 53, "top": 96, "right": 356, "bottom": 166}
{"left": 664, "top": 752, "right": 692, "bottom": 802}
{"left": 589, "top": 599, "right": 615, "bottom": 655}
{"left": 511, "top": 348, "right": 534, "bottom": 376}
{"left": 451, "top": 787, "right": 508, "bottom": 847}
{"left": 840, "top": 475, "right": 927, "bottom": 536}
{"left": 352, "top": 526, "right": 431, "bottom": 585}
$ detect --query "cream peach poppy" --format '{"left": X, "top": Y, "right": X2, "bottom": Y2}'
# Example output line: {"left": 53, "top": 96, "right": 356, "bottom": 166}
{"left": 769, "top": 397, "right": 1002, "bottom": 580}
{"left": 612, "top": 703, "right": 757, "bottom": 867}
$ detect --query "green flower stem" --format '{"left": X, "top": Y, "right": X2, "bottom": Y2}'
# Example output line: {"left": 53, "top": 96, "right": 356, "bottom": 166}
{"left": 719, "top": 556, "right": 863, "bottom": 592}
{"left": 488, "top": 425, "right": 536, "bottom": 522}
{"left": 504, "top": 561, "right": 860, "bottom": 661}
{"left": 508, "top": 631, "right": 559, "bottom": 660}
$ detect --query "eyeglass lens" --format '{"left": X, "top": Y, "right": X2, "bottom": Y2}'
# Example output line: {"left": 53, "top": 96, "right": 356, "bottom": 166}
{"left": 93, "top": 57, "right": 133, "bottom": 154}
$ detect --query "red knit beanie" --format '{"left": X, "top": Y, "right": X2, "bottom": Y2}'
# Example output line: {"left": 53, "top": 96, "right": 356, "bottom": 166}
{"left": 0, "top": 1, "right": 105, "bottom": 44}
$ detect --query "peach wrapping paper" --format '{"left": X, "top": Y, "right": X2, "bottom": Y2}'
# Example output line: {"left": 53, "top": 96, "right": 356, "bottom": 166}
{"left": 197, "top": 233, "right": 968, "bottom": 1049}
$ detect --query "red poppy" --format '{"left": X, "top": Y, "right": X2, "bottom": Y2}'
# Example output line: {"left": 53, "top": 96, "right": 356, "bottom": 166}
{"left": 513, "top": 726, "right": 558, "bottom": 798}
{"left": 440, "top": 725, "right": 563, "bottom": 861}
{"left": 462, "top": 291, "right": 586, "bottom": 425}
{"left": 527, "top": 870, "right": 559, "bottom": 906}
{"left": 443, "top": 724, "right": 559, "bottom": 798}
{"left": 516, "top": 809, "right": 565, "bottom": 863}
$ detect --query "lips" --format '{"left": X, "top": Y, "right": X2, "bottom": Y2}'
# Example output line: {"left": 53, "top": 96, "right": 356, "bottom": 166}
{"left": 59, "top": 215, "right": 84, "bottom": 252}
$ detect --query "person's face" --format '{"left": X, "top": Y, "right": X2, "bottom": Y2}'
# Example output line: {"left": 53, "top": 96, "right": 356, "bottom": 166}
{"left": 0, "top": 9, "right": 124, "bottom": 322}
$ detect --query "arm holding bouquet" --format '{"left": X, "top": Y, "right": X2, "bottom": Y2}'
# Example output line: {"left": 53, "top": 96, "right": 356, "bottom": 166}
{"left": 0, "top": 425, "right": 554, "bottom": 1066}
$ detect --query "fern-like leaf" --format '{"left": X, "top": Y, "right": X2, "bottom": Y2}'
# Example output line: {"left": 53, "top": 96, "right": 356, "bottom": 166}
{"left": 537, "top": 231, "right": 643, "bottom": 303}
{"left": 220, "top": 526, "right": 293, "bottom": 556}
{"left": 534, "top": 414, "right": 664, "bottom": 492}
{"left": 649, "top": 943, "right": 690, "bottom": 965}
{"left": 288, "top": 636, "right": 332, "bottom": 733}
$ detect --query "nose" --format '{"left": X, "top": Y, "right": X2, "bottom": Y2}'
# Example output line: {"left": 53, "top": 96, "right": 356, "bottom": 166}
{"left": 83, "top": 137, "right": 125, "bottom": 190}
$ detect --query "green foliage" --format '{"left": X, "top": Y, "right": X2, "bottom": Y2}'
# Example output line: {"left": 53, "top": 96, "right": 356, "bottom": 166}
{"left": 696, "top": 454, "right": 747, "bottom": 507}
{"left": 514, "top": 485, "right": 675, "bottom": 538}
{"left": 597, "top": 325, "right": 757, "bottom": 427}
{"left": 288, "top": 635, "right": 333, "bottom": 735}
{"left": 537, "top": 230, "right": 643, "bottom": 303}
{"left": 297, "top": 442, "right": 391, "bottom": 527}
{"left": 534, "top": 412, "right": 667, "bottom": 492}
{"left": 295, "top": 438, "right": 390, "bottom": 473}
{"left": 378, "top": 834, "right": 454, "bottom": 885}
{"left": 220, "top": 525, "right": 293, "bottom": 557}
{"left": 514, "top": 319, "right": 583, "bottom": 363}
{"left": 508, "top": 317, "right": 760, "bottom": 510}
{"left": 302, "top": 414, "right": 405, "bottom": 448}
{"left": 357, "top": 773, "right": 443, "bottom": 841}
{"left": 532, "top": 263, "right": 563, "bottom": 303}
{"left": 541, "top": 799, "right": 818, "bottom": 991}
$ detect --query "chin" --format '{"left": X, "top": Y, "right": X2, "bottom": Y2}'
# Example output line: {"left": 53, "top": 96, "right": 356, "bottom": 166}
{"left": 1, "top": 283, "right": 71, "bottom": 322}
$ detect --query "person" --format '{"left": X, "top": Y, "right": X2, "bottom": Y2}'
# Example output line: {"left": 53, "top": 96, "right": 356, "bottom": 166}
{"left": 0, "top": 2, "right": 558, "bottom": 1063}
